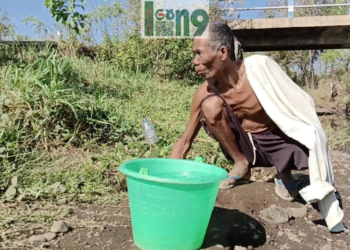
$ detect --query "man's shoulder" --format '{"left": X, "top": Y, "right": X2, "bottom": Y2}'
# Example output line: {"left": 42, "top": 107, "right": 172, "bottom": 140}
{"left": 192, "top": 82, "right": 210, "bottom": 103}
{"left": 244, "top": 54, "right": 272, "bottom": 63}
{"left": 195, "top": 81, "right": 209, "bottom": 96}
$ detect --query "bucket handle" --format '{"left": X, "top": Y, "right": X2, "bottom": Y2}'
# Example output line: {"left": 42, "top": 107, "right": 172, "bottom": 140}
{"left": 195, "top": 157, "right": 204, "bottom": 163}
{"left": 139, "top": 167, "right": 149, "bottom": 175}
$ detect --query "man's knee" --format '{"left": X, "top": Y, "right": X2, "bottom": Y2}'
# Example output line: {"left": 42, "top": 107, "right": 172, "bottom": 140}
{"left": 201, "top": 96, "right": 225, "bottom": 125}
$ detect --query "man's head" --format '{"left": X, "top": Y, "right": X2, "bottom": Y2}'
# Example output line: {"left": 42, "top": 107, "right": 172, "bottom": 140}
{"left": 193, "top": 21, "right": 243, "bottom": 80}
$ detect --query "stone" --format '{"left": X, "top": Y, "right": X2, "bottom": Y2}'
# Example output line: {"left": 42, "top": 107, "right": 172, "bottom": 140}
{"left": 336, "top": 240, "right": 346, "bottom": 246}
{"left": 259, "top": 206, "right": 289, "bottom": 224}
{"left": 287, "top": 206, "right": 307, "bottom": 219}
{"left": 234, "top": 246, "right": 247, "bottom": 250}
{"left": 43, "top": 232, "right": 56, "bottom": 241}
{"left": 321, "top": 236, "right": 333, "bottom": 242}
{"left": 40, "top": 243, "right": 50, "bottom": 248}
{"left": 317, "top": 224, "right": 327, "bottom": 230}
{"left": 28, "top": 235, "right": 47, "bottom": 245}
{"left": 212, "top": 245, "right": 224, "bottom": 249}
{"left": 286, "top": 232, "right": 302, "bottom": 243}
{"left": 320, "top": 244, "right": 332, "bottom": 250}
{"left": 281, "top": 243, "right": 291, "bottom": 249}
{"left": 50, "top": 221, "right": 70, "bottom": 233}
{"left": 278, "top": 231, "right": 284, "bottom": 237}
{"left": 298, "top": 231, "right": 307, "bottom": 237}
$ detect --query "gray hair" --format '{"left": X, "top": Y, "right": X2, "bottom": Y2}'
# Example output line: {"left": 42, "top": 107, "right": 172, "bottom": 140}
{"left": 207, "top": 21, "right": 243, "bottom": 61}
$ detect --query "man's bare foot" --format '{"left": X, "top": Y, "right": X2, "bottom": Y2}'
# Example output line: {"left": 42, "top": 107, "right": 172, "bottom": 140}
{"left": 220, "top": 159, "right": 251, "bottom": 189}
{"left": 275, "top": 172, "right": 299, "bottom": 201}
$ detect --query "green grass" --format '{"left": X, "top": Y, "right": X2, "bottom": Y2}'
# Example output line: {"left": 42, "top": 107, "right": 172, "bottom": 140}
{"left": 0, "top": 47, "right": 230, "bottom": 206}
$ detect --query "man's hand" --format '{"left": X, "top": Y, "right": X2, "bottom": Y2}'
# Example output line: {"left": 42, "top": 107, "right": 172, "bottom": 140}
{"left": 169, "top": 83, "right": 208, "bottom": 159}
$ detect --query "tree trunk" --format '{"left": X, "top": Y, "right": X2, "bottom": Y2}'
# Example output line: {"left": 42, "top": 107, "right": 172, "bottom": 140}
{"left": 309, "top": 50, "right": 315, "bottom": 89}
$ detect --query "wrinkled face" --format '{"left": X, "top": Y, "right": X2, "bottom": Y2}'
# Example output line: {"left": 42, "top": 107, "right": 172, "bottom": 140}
{"left": 192, "top": 37, "right": 227, "bottom": 80}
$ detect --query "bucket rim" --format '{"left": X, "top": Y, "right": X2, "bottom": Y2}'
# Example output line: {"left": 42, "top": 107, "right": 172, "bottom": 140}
{"left": 119, "top": 158, "right": 228, "bottom": 185}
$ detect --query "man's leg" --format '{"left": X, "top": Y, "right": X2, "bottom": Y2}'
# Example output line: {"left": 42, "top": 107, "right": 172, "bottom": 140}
{"left": 253, "top": 132, "right": 308, "bottom": 200}
{"left": 275, "top": 143, "right": 308, "bottom": 199}
{"left": 276, "top": 172, "right": 299, "bottom": 199}
{"left": 201, "top": 96, "right": 250, "bottom": 186}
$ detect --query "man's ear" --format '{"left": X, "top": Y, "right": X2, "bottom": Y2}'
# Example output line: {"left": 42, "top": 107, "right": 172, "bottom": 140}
{"left": 218, "top": 46, "right": 228, "bottom": 61}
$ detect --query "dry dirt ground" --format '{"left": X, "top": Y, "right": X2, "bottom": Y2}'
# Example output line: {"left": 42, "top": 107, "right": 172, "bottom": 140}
{"left": 18, "top": 150, "right": 350, "bottom": 250}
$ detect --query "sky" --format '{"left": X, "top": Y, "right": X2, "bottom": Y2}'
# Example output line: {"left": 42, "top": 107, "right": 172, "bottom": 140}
{"left": 0, "top": 0, "right": 267, "bottom": 39}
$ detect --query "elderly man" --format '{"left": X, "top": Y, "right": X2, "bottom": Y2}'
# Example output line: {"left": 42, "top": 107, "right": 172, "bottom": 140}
{"left": 170, "top": 22, "right": 344, "bottom": 232}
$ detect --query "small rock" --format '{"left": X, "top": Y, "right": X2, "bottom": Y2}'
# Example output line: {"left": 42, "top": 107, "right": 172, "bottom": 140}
{"left": 345, "top": 229, "right": 350, "bottom": 234}
{"left": 298, "top": 231, "right": 307, "bottom": 237}
{"left": 320, "top": 244, "right": 332, "bottom": 250}
{"left": 43, "top": 232, "right": 56, "bottom": 241}
{"left": 287, "top": 206, "right": 307, "bottom": 219}
{"left": 278, "top": 231, "right": 284, "bottom": 237}
{"left": 336, "top": 240, "right": 346, "bottom": 246}
{"left": 286, "top": 232, "right": 302, "bottom": 243}
{"left": 247, "top": 246, "right": 253, "bottom": 250}
{"left": 40, "top": 242, "right": 50, "bottom": 248}
{"left": 259, "top": 206, "right": 289, "bottom": 224}
{"left": 234, "top": 246, "right": 247, "bottom": 250}
{"left": 29, "top": 235, "right": 47, "bottom": 245}
{"left": 281, "top": 243, "right": 291, "bottom": 249}
{"left": 213, "top": 245, "right": 224, "bottom": 249}
{"left": 317, "top": 224, "right": 327, "bottom": 230}
{"left": 321, "top": 236, "right": 333, "bottom": 242}
{"left": 94, "top": 232, "right": 100, "bottom": 237}
{"left": 50, "top": 221, "right": 69, "bottom": 233}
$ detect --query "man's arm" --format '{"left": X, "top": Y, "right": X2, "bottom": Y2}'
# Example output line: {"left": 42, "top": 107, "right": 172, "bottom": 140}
{"left": 170, "top": 84, "right": 206, "bottom": 159}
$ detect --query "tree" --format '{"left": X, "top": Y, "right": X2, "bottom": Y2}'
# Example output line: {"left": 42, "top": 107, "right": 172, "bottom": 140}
{"left": 45, "top": 0, "right": 88, "bottom": 34}
{"left": 0, "top": 9, "right": 15, "bottom": 41}
{"left": 260, "top": 0, "right": 348, "bottom": 88}
{"left": 85, "top": 1, "right": 123, "bottom": 44}
{"left": 23, "top": 14, "right": 54, "bottom": 39}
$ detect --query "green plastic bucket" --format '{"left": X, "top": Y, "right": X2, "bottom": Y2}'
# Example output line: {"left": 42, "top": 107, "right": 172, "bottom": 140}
{"left": 119, "top": 157, "right": 228, "bottom": 250}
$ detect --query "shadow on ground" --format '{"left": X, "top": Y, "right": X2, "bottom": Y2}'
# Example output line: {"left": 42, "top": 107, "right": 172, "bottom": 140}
{"left": 202, "top": 207, "right": 266, "bottom": 249}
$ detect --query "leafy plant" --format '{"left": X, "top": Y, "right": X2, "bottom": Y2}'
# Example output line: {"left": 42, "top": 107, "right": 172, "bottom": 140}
{"left": 23, "top": 14, "right": 54, "bottom": 39}
{"left": 45, "top": 0, "right": 88, "bottom": 34}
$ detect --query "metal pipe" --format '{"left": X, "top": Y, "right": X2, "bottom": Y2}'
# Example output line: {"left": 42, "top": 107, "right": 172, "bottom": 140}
{"left": 221, "top": 3, "right": 350, "bottom": 11}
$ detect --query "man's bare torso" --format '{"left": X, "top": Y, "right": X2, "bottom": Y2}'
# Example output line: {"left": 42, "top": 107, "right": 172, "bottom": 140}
{"left": 196, "top": 64, "right": 276, "bottom": 134}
